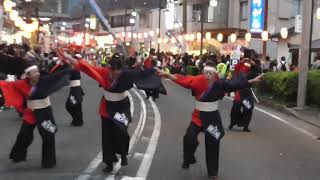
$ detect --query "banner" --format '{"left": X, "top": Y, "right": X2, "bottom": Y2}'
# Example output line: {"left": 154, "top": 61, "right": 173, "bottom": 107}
{"left": 88, "top": 0, "right": 127, "bottom": 56}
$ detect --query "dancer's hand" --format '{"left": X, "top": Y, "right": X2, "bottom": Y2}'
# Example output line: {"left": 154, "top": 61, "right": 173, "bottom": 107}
{"left": 57, "top": 48, "right": 77, "bottom": 65}
{"left": 248, "top": 74, "right": 264, "bottom": 84}
{"left": 158, "top": 71, "right": 177, "bottom": 80}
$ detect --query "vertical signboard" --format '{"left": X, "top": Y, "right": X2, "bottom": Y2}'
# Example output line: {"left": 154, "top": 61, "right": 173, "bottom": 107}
{"left": 295, "top": 15, "right": 302, "bottom": 33}
{"left": 249, "top": 0, "right": 265, "bottom": 33}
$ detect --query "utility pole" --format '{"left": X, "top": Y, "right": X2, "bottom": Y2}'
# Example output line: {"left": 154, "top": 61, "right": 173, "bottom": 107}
{"left": 0, "top": 5, "right": 3, "bottom": 44}
{"left": 157, "top": 0, "right": 162, "bottom": 52}
{"left": 262, "top": 0, "right": 268, "bottom": 60}
{"left": 200, "top": 2, "right": 205, "bottom": 55}
{"left": 182, "top": 0, "right": 187, "bottom": 34}
{"left": 124, "top": 8, "right": 128, "bottom": 46}
{"left": 297, "top": 0, "right": 314, "bottom": 108}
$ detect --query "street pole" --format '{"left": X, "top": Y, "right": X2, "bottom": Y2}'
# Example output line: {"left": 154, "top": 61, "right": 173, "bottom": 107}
{"left": 157, "top": 0, "right": 161, "bottom": 53}
{"left": 297, "top": 0, "right": 314, "bottom": 108}
{"left": 200, "top": 3, "right": 205, "bottom": 55}
{"left": 124, "top": 8, "right": 127, "bottom": 46}
{"left": 262, "top": 0, "right": 268, "bottom": 60}
{"left": 182, "top": 0, "right": 187, "bottom": 34}
{"left": 0, "top": 5, "right": 3, "bottom": 44}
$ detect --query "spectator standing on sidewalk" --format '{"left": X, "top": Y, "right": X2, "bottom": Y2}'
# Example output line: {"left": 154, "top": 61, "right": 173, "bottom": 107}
{"left": 261, "top": 56, "right": 271, "bottom": 73}
{"left": 277, "top": 56, "right": 289, "bottom": 71}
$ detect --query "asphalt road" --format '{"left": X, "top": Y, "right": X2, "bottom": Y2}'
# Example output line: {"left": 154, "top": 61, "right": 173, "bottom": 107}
{"left": 0, "top": 76, "right": 319, "bottom": 180}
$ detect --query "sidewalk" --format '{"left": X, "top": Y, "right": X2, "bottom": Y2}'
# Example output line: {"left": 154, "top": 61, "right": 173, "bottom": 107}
{"left": 284, "top": 107, "right": 320, "bottom": 128}
{"left": 257, "top": 95, "right": 320, "bottom": 129}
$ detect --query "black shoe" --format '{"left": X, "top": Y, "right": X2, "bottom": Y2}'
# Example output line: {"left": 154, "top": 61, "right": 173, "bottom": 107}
{"left": 208, "top": 175, "right": 218, "bottom": 179}
{"left": 182, "top": 161, "right": 190, "bottom": 169}
{"left": 41, "top": 163, "right": 56, "bottom": 169}
{"left": 145, "top": 96, "right": 150, "bottom": 100}
{"left": 243, "top": 127, "right": 251, "bottom": 132}
{"left": 70, "top": 121, "right": 83, "bottom": 127}
{"left": 121, "top": 156, "right": 128, "bottom": 166}
{"left": 189, "top": 156, "right": 196, "bottom": 164}
{"left": 11, "top": 157, "right": 26, "bottom": 163}
{"left": 113, "top": 155, "right": 118, "bottom": 163}
{"left": 102, "top": 165, "right": 113, "bottom": 173}
{"left": 228, "top": 124, "right": 234, "bottom": 130}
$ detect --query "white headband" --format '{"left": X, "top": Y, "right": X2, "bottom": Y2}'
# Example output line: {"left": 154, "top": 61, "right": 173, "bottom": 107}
{"left": 204, "top": 66, "right": 217, "bottom": 73}
{"left": 24, "top": 65, "right": 38, "bottom": 73}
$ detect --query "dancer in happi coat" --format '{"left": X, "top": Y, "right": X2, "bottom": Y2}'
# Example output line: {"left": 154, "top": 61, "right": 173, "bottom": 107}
{"left": 48, "top": 54, "right": 85, "bottom": 126}
{"left": 229, "top": 58, "right": 261, "bottom": 132}
{"left": 0, "top": 60, "right": 72, "bottom": 168}
{"left": 160, "top": 60, "right": 263, "bottom": 179}
{"left": 58, "top": 50, "right": 164, "bottom": 173}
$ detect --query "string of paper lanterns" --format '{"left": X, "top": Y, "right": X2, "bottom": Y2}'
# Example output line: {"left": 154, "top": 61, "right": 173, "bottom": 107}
{"left": 3, "top": 0, "right": 39, "bottom": 38}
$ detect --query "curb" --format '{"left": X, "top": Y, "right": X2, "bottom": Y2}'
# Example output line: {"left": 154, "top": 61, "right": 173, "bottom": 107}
{"left": 283, "top": 107, "right": 320, "bottom": 129}
{"left": 258, "top": 98, "right": 320, "bottom": 129}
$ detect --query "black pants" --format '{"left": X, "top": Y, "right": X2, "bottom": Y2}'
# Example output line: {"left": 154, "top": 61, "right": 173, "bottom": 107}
{"left": 66, "top": 101, "right": 83, "bottom": 126}
{"left": 0, "top": 89, "right": 4, "bottom": 107}
{"left": 101, "top": 117, "right": 130, "bottom": 166}
{"left": 230, "top": 101, "right": 253, "bottom": 128}
{"left": 183, "top": 122, "right": 220, "bottom": 177}
{"left": 145, "top": 90, "right": 159, "bottom": 100}
{"left": 10, "top": 117, "right": 56, "bottom": 168}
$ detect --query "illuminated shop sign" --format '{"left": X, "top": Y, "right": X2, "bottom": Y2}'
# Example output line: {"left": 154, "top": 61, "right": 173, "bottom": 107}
{"left": 249, "top": 0, "right": 265, "bottom": 33}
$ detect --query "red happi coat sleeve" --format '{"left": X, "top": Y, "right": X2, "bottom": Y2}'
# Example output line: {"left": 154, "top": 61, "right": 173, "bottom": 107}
{"left": 0, "top": 80, "right": 36, "bottom": 124}
{"left": 74, "top": 60, "right": 111, "bottom": 89}
{"left": 173, "top": 74, "right": 209, "bottom": 127}
{"left": 174, "top": 74, "right": 208, "bottom": 98}
{"left": 0, "top": 80, "right": 31, "bottom": 108}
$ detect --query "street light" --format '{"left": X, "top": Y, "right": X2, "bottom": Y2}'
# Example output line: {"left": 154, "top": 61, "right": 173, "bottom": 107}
{"left": 317, "top": 7, "right": 320, "bottom": 20}
{"left": 130, "top": 18, "right": 135, "bottom": 24}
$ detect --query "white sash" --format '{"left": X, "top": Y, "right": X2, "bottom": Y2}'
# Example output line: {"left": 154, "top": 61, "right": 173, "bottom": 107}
{"left": 104, "top": 91, "right": 129, "bottom": 102}
{"left": 27, "top": 97, "right": 51, "bottom": 110}
{"left": 195, "top": 100, "right": 219, "bottom": 112}
{"left": 70, "top": 80, "right": 81, "bottom": 87}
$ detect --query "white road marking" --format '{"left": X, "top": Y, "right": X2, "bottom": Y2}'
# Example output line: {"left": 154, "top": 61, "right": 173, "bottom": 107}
{"left": 104, "top": 89, "right": 148, "bottom": 180}
{"left": 225, "top": 97, "right": 319, "bottom": 140}
{"left": 133, "top": 152, "right": 145, "bottom": 160}
{"left": 76, "top": 91, "right": 144, "bottom": 180}
{"left": 121, "top": 176, "right": 145, "bottom": 180}
{"left": 120, "top": 98, "right": 162, "bottom": 180}
{"left": 135, "top": 98, "right": 162, "bottom": 178}
{"left": 132, "top": 89, "right": 147, "bottom": 146}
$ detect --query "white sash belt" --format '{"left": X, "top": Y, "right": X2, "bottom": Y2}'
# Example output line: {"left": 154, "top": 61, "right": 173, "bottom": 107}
{"left": 104, "top": 91, "right": 129, "bottom": 102}
{"left": 70, "top": 80, "right": 81, "bottom": 87}
{"left": 195, "top": 100, "right": 219, "bottom": 112}
{"left": 27, "top": 97, "right": 51, "bottom": 110}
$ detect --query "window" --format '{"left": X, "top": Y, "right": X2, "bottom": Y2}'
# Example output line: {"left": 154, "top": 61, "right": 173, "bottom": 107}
{"left": 192, "top": 4, "right": 201, "bottom": 22}
{"left": 110, "top": 15, "right": 131, "bottom": 28}
{"left": 292, "top": 0, "right": 303, "bottom": 16}
{"left": 240, "top": 1, "right": 248, "bottom": 20}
